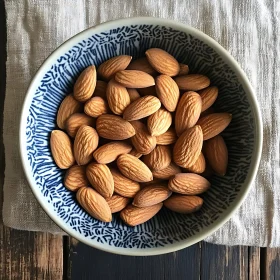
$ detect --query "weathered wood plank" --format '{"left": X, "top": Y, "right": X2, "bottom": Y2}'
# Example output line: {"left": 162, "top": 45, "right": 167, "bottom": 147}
{"left": 249, "top": 247, "right": 260, "bottom": 280}
{"left": 263, "top": 248, "right": 280, "bottom": 280}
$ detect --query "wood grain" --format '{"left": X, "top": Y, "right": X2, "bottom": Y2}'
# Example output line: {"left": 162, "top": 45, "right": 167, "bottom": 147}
{"left": 249, "top": 247, "right": 260, "bottom": 280}
{"left": 263, "top": 248, "right": 280, "bottom": 280}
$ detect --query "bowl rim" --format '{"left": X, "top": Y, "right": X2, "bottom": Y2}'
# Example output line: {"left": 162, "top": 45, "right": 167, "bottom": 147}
{"left": 19, "top": 17, "right": 263, "bottom": 256}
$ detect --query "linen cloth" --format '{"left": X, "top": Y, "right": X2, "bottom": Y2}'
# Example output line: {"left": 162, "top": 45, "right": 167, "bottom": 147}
{"left": 3, "top": 0, "right": 280, "bottom": 246}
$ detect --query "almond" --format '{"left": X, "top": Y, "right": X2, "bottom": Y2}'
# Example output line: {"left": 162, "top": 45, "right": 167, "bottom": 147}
{"left": 94, "top": 80, "right": 107, "bottom": 99}
{"left": 156, "top": 128, "right": 177, "bottom": 145}
{"left": 173, "top": 125, "right": 203, "bottom": 168}
{"left": 178, "top": 63, "right": 189, "bottom": 76}
{"left": 145, "top": 48, "right": 180, "bottom": 76}
{"left": 84, "top": 96, "right": 108, "bottom": 118}
{"left": 93, "top": 141, "right": 132, "bottom": 164}
{"left": 64, "top": 165, "right": 89, "bottom": 191}
{"left": 74, "top": 66, "right": 96, "bottom": 102}
{"left": 147, "top": 108, "right": 172, "bottom": 136}
{"left": 127, "top": 57, "right": 157, "bottom": 75}
{"left": 57, "top": 94, "right": 83, "bottom": 129}
{"left": 73, "top": 125, "right": 99, "bottom": 165}
{"left": 127, "top": 89, "right": 141, "bottom": 102}
{"left": 50, "top": 130, "right": 75, "bottom": 169}
{"left": 168, "top": 173, "right": 210, "bottom": 195}
{"left": 164, "top": 195, "right": 203, "bottom": 214}
{"left": 120, "top": 203, "right": 163, "bottom": 226}
{"left": 117, "top": 154, "right": 153, "bottom": 183}
{"left": 106, "top": 195, "right": 131, "bottom": 213}
{"left": 129, "top": 149, "right": 143, "bottom": 158}
{"left": 199, "top": 86, "right": 218, "bottom": 112}
{"left": 155, "top": 75, "right": 180, "bottom": 112}
{"left": 86, "top": 163, "right": 114, "bottom": 198}
{"left": 152, "top": 162, "right": 181, "bottom": 179}
{"left": 130, "top": 121, "right": 156, "bottom": 155}
{"left": 204, "top": 135, "right": 228, "bottom": 176}
{"left": 133, "top": 185, "right": 171, "bottom": 207}
{"left": 187, "top": 152, "right": 206, "bottom": 174}
{"left": 110, "top": 168, "right": 141, "bottom": 198}
{"left": 175, "top": 91, "right": 202, "bottom": 136}
{"left": 66, "top": 113, "right": 95, "bottom": 138}
{"left": 115, "top": 70, "right": 155, "bottom": 88}
{"left": 197, "top": 113, "right": 232, "bottom": 140}
{"left": 106, "top": 79, "right": 130, "bottom": 115}
{"left": 97, "top": 55, "right": 132, "bottom": 80}
{"left": 174, "top": 74, "right": 210, "bottom": 91}
{"left": 77, "top": 187, "right": 112, "bottom": 222}
{"left": 138, "top": 86, "right": 157, "bottom": 96}
{"left": 142, "top": 145, "right": 172, "bottom": 171}
{"left": 123, "top": 95, "right": 161, "bottom": 121}
{"left": 96, "top": 114, "right": 135, "bottom": 140}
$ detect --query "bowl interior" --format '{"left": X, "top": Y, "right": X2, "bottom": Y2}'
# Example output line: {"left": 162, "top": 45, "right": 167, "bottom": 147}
{"left": 21, "top": 20, "right": 258, "bottom": 255}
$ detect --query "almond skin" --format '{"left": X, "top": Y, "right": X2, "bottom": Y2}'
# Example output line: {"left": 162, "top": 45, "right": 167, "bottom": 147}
{"left": 84, "top": 96, "right": 108, "bottom": 118}
{"left": 197, "top": 113, "right": 232, "bottom": 140}
{"left": 156, "top": 128, "right": 177, "bottom": 145}
{"left": 50, "top": 130, "right": 75, "bottom": 169}
{"left": 94, "top": 80, "right": 107, "bottom": 99}
{"left": 74, "top": 125, "right": 99, "bottom": 165}
{"left": 106, "top": 195, "right": 131, "bottom": 213}
{"left": 127, "top": 88, "right": 141, "bottom": 102}
{"left": 96, "top": 114, "right": 135, "bottom": 140}
{"left": 178, "top": 63, "right": 189, "bottom": 76}
{"left": 120, "top": 203, "right": 163, "bottom": 226}
{"left": 77, "top": 187, "right": 112, "bottom": 222}
{"left": 145, "top": 48, "right": 180, "bottom": 76}
{"left": 175, "top": 91, "right": 202, "bottom": 136}
{"left": 106, "top": 79, "right": 130, "bottom": 115}
{"left": 86, "top": 163, "right": 114, "bottom": 198}
{"left": 129, "top": 149, "right": 143, "bottom": 159}
{"left": 57, "top": 94, "right": 83, "bottom": 129}
{"left": 173, "top": 125, "right": 203, "bottom": 169}
{"left": 110, "top": 168, "right": 141, "bottom": 198}
{"left": 147, "top": 108, "right": 172, "bottom": 136}
{"left": 97, "top": 55, "right": 132, "bottom": 80}
{"left": 93, "top": 141, "right": 132, "bottom": 164}
{"left": 164, "top": 195, "right": 203, "bottom": 214}
{"left": 74, "top": 65, "right": 96, "bottom": 102}
{"left": 187, "top": 152, "right": 206, "bottom": 174}
{"left": 127, "top": 57, "right": 158, "bottom": 75}
{"left": 199, "top": 86, "right": 218, "bottom": 112}
{"left": 204, "top": 135, "right": 228, "bottom": 176}
{"left": 168, "top": 173, "right": 210, "bottom": 195}
{"left": 64, "top": 165, "right": 89, "bottom": 191}
{"left": 152, "top": 162, "right": 181, "bottom": 179}
{"left": 123, "top": 95, "right": 161, "bottom": 121}
{"left": 155, "top": 75, "right": 180, "bottom": 112}
{"left": 133, "top": 185, "right": 171, "bottom": 207}
{"left": 174, "top": 74, "right": 210, "bottom": 91}
{"left": 117, "top": 154, "right": 153, "bottom": 183}
{"left": 115, "top": 70, "right": 155, "bottom": 88}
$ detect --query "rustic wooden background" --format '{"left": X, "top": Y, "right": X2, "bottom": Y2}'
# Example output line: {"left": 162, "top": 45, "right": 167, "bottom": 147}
{"left": 0, "top": 1, "right": 279, "bottom": 279}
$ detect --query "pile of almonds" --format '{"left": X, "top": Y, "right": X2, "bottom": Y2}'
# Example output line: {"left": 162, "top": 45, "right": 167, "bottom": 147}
{"left": 50, "top": 48, "right": 232, "bottom": 226}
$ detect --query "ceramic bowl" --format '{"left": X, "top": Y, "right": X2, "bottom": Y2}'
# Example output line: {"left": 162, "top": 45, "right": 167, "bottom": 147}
{"left": 20, "top": 17, "right": 262, "bottom": 256}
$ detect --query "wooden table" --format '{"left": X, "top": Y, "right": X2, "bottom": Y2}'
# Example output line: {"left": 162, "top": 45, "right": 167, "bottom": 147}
{"left": 0, "top": 2, "right": 279, "bottom": 279}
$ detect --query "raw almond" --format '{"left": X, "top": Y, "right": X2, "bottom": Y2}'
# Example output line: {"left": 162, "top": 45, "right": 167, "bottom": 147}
{"left": 123, "top": 95, "right": 161, "bottom": 121}
{"left": 155, "top": 75, "right": 180, "bottom": 112}
{"left": 133, "top": 185, "right": 171, "bottom": 207}
{"left": 97, "top": 55, "right": 132, "bottom": 80}
{"left": 93, "top": 141, "right": 132, "bottom": 164}
{"left": 173, "top": 125, "right": 203, "bottom": 168}
{"left": 77, "top": 187, "right": 112, "bottom": 222}
{"left": 197, "top": 113, "right": 232, "bottom": 140}
{"left": 86, "top": 163, "right": 114, "bottom": 198}
{"left": 50, "top": 130, "right": 75, "bottom": 169}
{"left": 168, "top": 173, "right": 210, "bottom": 195}
{"left": 164, "top": 195, "right": 203, "bottom": 214}
{"left": 120, "top": 203, "right": 163, "bottom": 226}
{"left": 127, "top": 88, "right": 141, "bottom": 102}
{"left": 110, "top": 168, "right": 140, "bottom": 197}
{"left": 127, "top": 57, "right": 157, "bottom": 75}
{"left": 174, "top": 74, "right": 210, "bottom": 91}
{"left": 66, "top": 113, "right": 95, "bottom": 138}
{"left": 106, "top": 195, "right": 131, "bottom": 213}
{"left": 96, "top": 114, "right": 135, "bottom": 140}
{"left": 156, "top": 128, "right": 177, "bottom": 145}
{"left": 175, "top": 91, "right": 202, "bottom": 136}
{"left": 64, "top": 165, "right": 89, "bottom": 191}
{"left": 106, "top": 79, "right": 130, "bottom": 115}
{"left": 204, "top": 135, "right": 228, "bottom": 176}
{"left": 117, "top": 154, "right": 153, "bottom": 183}
{"left": 84, "top": 96, "right": 108, "bottom": 118}
{"left": 152, "top": 162, "right": 181, "bottom": 179}
{"left": 138, "top": 86, "right": 157, "bottom": 96}
{"left": 187, "top": 152, "right": 206, "bottom": 174}
{"left": 129, "top": 149, "right": 143, "bottom": 159}
{"left": 147, "top": 108, "right": 172, "bottom": 136}
{"left": 199, "top": 86, "right": 218, "bottom": 112}
{"left": 74, "top": 65, "right": 96, "bottom": 102}
{"left": 94, "top": 80, "right": 107, "bottom": 99}
{"left": 57, "top": 94, "right": 83, "bottom": 129}
{"left": 178, "top": 63, "right": 189, "bottom": 76}
{"left": 115, "top": 70, "right": 155, "bottom": 88}
{"left": 145, "top": 48, "right": 180, "bottom": 76}
{"left": 74, "top": 125, "right": 99, "bottom": 165}
{"left": 142, "top": 145, "right": 172, "bottom": 171}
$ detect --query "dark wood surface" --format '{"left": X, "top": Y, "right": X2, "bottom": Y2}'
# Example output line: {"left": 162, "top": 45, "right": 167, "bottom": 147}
{"left": 0, "top": 1, "right": 279, "bottom": 279}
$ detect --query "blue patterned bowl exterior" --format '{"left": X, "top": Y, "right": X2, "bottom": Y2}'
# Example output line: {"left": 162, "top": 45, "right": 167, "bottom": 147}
{"left": 20, "top": 18, "right": 262, "bottom": 255}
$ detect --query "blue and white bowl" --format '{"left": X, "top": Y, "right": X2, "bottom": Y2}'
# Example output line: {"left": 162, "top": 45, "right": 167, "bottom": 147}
{"left": 20, "top": 17, "right": 262, "bottom": 256}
